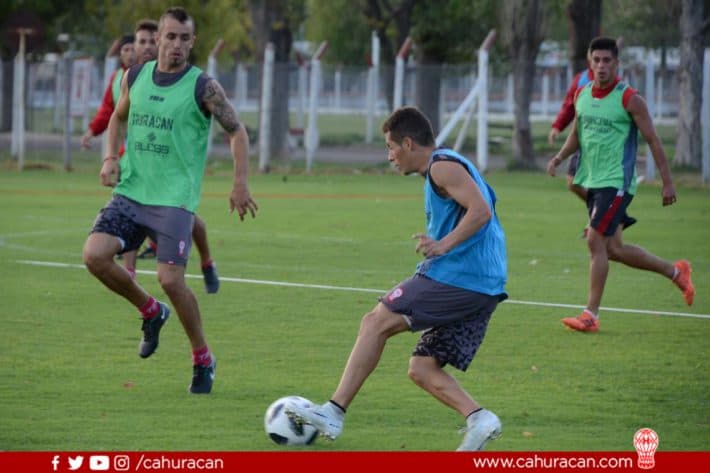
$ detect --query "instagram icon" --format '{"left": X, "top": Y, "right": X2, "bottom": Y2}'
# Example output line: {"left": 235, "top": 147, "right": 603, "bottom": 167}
{"left": 114, "top": 455, "right": 130, "bottom": 471}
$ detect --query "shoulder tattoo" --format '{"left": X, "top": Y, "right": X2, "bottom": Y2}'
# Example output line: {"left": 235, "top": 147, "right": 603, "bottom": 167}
{"left": 203, "top": 79, "right": 240, "bottom": 134}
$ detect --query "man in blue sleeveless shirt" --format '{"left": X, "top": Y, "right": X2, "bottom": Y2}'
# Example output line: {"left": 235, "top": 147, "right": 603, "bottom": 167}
{"left": 287, "top": 107, "right": 508, "bottom": 451}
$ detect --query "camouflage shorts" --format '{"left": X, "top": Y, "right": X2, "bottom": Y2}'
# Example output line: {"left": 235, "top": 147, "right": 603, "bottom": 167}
{"left": 380, "top": 274, "right": 503, "bottom": 371}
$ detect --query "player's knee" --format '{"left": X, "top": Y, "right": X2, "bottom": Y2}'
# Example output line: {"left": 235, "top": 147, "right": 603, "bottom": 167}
{"left": 82, "top": 247, "right": 98, "bottom": 271}
{"left": 407, "top": 358, "right": 427, "bottom": 386}
{"left": 358, "top": 308, "right": 393, "bottom": 337}
{"left": 358, "top": 310, "right": 380, "bottom": 335}
{"left": 157, "top": 271, "right": 185, "bottom": 295}
{"left": 408, "top": 357, "right": 443, "bottom": 390}
{"left": 586, "top": 230, "right": 604, "bottom": 251}
{"left": 607, "top": 244, "right": 623, "bottom": 262}
{"left": 82, "top": 242, "right": 109, "bottom": 273}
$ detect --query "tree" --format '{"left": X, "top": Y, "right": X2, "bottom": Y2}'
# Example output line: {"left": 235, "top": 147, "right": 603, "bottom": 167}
{"left": 248, "top": 0, "right": 305, "bottom": 168}
{"left": 500, "top": 0, "right": 548, "bottom": 168}
{"left": 306, "top": 0, "right": 416, "bottom": 110}
{"left": 566, "top": 0, "right": 601, "bottom": 73}
{"left": 408, "top": 1, "right": 495, "bottom": 132}
{"left": 305, "top": 0, "right": 494, "bottom": 133}
{"left": 360, "top": 0, "right": 416, "bottom": 111}
{"left": 675, "top": 0, "right": 707, "bottom": 168}
{"left": 100, "top": 0, "right": 251, "bottom": 66}
{"left": 305, "top": 0, "right": 372, "bottom": 65}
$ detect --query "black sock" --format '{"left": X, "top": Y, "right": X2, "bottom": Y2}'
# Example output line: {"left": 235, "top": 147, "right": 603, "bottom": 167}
{"left": 329, "top": 400, "right": 347, "bottom": 414}
{"left": 465, "top": 407, "right": 483, "bottom": 420}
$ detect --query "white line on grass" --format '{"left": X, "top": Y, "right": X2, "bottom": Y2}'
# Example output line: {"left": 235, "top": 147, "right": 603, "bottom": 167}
{"left": 17, "top": 259, "right": 710, "bottom": 320}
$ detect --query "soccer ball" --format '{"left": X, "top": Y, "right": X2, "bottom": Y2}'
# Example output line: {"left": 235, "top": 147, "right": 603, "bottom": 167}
{"left": 264, "top": 396, "right": 319, "bottom": 446}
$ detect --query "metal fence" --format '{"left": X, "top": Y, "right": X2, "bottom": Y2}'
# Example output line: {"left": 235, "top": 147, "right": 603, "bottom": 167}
{"left": 1, "top": 56, "right": 682, "bottom": 136}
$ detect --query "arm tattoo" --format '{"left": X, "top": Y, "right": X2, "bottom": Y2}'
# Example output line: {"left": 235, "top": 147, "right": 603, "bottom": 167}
{"left": 203, "top": 79, "right": 240, "bottom": 134}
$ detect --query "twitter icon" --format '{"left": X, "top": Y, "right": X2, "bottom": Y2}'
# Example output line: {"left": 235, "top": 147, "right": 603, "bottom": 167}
{"left": 68, "top": 456, "right": 84, "bottom": 470}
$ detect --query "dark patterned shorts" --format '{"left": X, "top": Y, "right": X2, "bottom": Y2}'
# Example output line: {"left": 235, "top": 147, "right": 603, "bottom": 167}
{"left": 380, "top": 274, "right": 504, "bottom": 371}
{"left": 90, "top": 194, "right": 194, "bottom": 265}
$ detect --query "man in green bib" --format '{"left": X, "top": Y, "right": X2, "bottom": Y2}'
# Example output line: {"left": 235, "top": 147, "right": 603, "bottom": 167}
{"left": 83, "top": 6, "right": 258, "bottom": 393}
{"left": 547, "top": 37, "right": 694, "bottom": 333}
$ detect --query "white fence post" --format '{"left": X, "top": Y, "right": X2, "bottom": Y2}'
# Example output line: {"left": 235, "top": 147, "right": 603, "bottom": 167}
{"left": 258, "top": 43, "right": 274, "bottom": 172}
{"left": 296, "top": 53, "right": 307, "bottom": 130}
{"left": 435, "top": 81, "right": 480, "bottom": 146}
{"left": 506, "top": 73, "right": 513, "bottom": 116}
{"left": 393, "top": 37, "right": 411, "bottom": 110}
{"left": 334, "top": 67, "right": 342, "bottom": 111}
{"left": 12, "top": 28, "right": 31, "bottom": 170}
{"left": 365, "top": 31, "right": 379, "bottom": 144}
{"left": 702, "top": 48, "right": 710, "bottom": 184}
{"left": 656, "top": 75, "right": 664, "bottom": 119}
{"left": 541, "top": 72, "right": 550, "bottom": 119}
{"left": 101, "top": 51, "right": 117, "bottom": 157}
{"left": 644, "top": 52, "right": 656, "bottom": 182}
{"left": 476, "top": 30, "right": 496, "bottom": 172}
{"left": 436, "top": 29, "right": 497, "bottom": 155}
{"left": 53, "top": 53, "right": 64, "bottom": 132}
{"left": 233, "top": 62, "right": 247, "bottom": 109}
{"left": 206, "top": 39, "right": 224, "bottom": 158}
{"left": 305, "top": 41, "right": 328, "bottom": 172}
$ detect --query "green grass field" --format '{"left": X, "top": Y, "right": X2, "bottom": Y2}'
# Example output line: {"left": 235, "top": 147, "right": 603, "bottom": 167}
{"left": 0, "top": 160, "right": 708, "bottom": 451}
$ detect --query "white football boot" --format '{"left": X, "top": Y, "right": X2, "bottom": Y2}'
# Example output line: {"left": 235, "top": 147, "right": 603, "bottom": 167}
{"left": 457, "top": 409, "right": 502, "bottom": 451}
{"left": 286, "top": 401, "right": 344, "bottom": 440}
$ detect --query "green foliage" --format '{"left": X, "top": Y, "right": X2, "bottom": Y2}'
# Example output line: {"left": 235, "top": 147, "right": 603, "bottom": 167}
{"left": 305, "top": 0, "right": 499, "bottom": 65}
{"left": 304, "top": 0, "right": 371, "bottom": 65}
{"left": 0, "top": 169, "right": 708, "bottom": 450}
{"left": 602, "top": 0, "right": 681, "bottom": 48}
{"left": 410, "top": 0, "right": 495, "bottom": 62}
{"left": 0, "top": 0, "right": 91, "bottom": 59}
{"left": 99, "top": 0, "right": 252, "bottom": 66}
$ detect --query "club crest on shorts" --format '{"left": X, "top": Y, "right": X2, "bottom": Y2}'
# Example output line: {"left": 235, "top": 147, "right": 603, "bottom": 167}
{"left": 178, "top": 240, "right": 186, "bottom": 256}
{"left": 388, "top": 287, "right": 403, "bottom": 301}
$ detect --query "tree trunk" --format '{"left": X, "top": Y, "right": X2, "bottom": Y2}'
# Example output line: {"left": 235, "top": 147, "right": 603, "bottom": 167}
{"left": 1, "top": 61, "right": 12, "bottom": 132}
{"left": 512, "top": 58, "right": 536, "bottom": 168}
{"left": 503, "top": 0, "right": 547, "bottom": 168}
{"left": 415, "top": 51, "right": 442, "bottom": 134}
{"left": 249, "top": 0, "right": 292, "bottom": 168}
{"left": 362, "top": 0, "right": 415, "bottom": 110}
{"left": 675, "top": 0, "right": 704, "bottom": 168}
{"left": 377, "top": 29, "right": 395, "bottom": 110}
{"left": 566, "top": 0, "right": 601, "bottom": 73}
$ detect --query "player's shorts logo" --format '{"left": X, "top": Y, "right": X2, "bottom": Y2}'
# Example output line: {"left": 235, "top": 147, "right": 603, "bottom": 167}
{"left": 388, "top": 287, "right": 403, "bottom": 301}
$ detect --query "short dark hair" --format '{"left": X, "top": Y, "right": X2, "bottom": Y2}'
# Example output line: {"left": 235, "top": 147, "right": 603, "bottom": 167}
{"left": 381, "top": 106, "right": 435, "bottom": 147}
{"left": 589, "top": 36, "right": 618, "bottom": 58}
{"left": 118, "top": 34, "right": 134, "bottom": 48}
{"left": 159, "top": 6, "right": 195, "bottom": 32}
{"left": 135, "top": 19, "right": 158, "bottom": 34}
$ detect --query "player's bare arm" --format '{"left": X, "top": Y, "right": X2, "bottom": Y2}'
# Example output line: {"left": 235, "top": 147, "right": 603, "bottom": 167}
{"left": 100, "top": 72, "right": 130, "bottom": 187}
{"left": 414, "top": 161, "right": 490, "bottom": 258}
{"left": 202, "top": 78, "right": 258, "bottom": 220}
{"left": 547, "top": 118, "right": 580, "bottom": 177}
{"left": 626, "top": 94, "right": 676, "bottom": 206}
